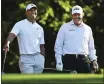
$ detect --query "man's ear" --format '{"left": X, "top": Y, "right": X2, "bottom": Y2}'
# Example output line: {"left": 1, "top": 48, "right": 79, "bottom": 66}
{"left": 80, "top": 12, "right": 84, "bottom": 18}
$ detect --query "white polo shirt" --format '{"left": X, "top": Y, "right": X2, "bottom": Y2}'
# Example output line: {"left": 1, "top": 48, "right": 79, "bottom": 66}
{"left": 10, "top": 19, "right": 45, "bottom": 54}
{"left": 54, "top": 20, "right": 97, "bottom": 61}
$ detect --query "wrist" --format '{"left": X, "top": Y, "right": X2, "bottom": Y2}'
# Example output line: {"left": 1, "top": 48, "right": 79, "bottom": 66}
{"left": 92, "top": 59, "right": 97, "bottom": 62}
{"left": 6, "top": 41, "right": 10, "bottom": 45}
{"left": 40, "top": 52, "right": 45, "bottom": 56}
{"left": 56, "top": 57, "right": 62, "bottom": 63}
{"left": 7, "top": 41, "right": 10, "bottom": 46}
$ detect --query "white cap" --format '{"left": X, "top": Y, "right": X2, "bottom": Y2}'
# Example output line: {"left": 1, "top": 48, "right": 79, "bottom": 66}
{"left": 72, "top": 5, "right": 83, "bottom": 15}
{"left": 26, "top": 3, "right": 37, "bottom": 11}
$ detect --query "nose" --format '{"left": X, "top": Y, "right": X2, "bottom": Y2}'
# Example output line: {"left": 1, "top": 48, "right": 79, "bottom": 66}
{"left": 31, "top": 10, "right": 35, "bottom": 13}
{"left": 76, "top": 15, "right": 79, "bottom": 17}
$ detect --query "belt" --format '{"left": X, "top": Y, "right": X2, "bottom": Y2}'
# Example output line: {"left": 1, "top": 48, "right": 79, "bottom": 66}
{"left": 21, "top": 52, "right": 40, "bottom": 56}
{"left": 65, "top": 54, "right": 87, "bottom": 59}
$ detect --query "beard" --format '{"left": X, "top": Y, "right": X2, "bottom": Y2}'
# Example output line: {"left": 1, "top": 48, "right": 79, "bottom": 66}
{"left": 32, "top": 14, "right": 37, "bottom": 18}
{"left": 30, "top": 14, "right": 37, "bottom": 20}
{"left": 74, "top": 20, "right": 82, "bottom": 25}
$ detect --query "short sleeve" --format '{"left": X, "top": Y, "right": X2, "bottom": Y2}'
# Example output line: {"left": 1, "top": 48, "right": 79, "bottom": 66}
{"left": 10, "top": 23, "right": 20, "bottom": 36}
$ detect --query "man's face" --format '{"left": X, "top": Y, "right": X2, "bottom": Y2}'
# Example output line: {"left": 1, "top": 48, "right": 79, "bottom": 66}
{"left": 26, "top": 7, "right": 37, "bottom": 20}
{"left": 72, "top": 13, "right": 83, "bottom": 25}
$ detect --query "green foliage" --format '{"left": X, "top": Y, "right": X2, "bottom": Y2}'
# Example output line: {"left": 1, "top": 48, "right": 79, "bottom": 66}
{"left": 83, "top": 6, "right": 93, "bottom": 17}
{"left": 37, "top": 0, "right": 72, "bottom": 31}
{"left": 19, "top": 3, "right": 26, "bottom": 10}
{"left": 58, "top": 1, "right": 71, "bottom": 12}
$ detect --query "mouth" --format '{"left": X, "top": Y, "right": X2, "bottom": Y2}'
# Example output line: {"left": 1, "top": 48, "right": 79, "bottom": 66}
{"left": 74, "top": 18, "right": 80, "bottom": 21}
{"left": 32, "top": 13, "right": 35, "bottom": 15}
{"left": 32, "top": 12, "right": 37, "bottom": 15}
{"left": 32, "top": 14, "right": 36, "bottom": 16}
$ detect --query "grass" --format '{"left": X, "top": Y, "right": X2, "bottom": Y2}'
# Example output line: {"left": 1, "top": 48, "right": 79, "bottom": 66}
{"left": 2, "top": 73, "right": 104, "bottom": 84}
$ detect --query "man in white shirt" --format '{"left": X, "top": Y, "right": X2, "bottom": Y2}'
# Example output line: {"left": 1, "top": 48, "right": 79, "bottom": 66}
{"left": 3, "top": 3, "right": 45, "bottom": 74}
{"left": 54, "top": 5, "right": 98, "bottom": 73}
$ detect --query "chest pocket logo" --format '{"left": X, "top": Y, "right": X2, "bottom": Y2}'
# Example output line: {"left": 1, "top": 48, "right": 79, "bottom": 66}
{"left": 69, "top": 29, "right": 75, "bottom": 31}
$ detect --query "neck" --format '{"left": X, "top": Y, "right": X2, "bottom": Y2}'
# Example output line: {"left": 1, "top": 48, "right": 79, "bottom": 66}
{"left": 75, "top": 23, "right": 81, "bottom": 26}
{"left": 27, "top": 18, "right": 36, "bottom": 24}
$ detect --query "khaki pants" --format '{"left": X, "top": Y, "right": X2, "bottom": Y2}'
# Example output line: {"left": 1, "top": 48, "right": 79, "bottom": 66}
{"left": 19, "top": 53, "right": 45, "bottom": 74}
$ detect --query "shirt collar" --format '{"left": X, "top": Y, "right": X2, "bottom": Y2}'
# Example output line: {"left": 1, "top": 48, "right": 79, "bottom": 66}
{"left": 25, "top": 19, "right": 36, "bottom": 24}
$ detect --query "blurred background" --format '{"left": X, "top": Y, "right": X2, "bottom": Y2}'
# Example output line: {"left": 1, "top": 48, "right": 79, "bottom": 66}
{"left": 1, "top": 0, "right": 104, "bottom": 73}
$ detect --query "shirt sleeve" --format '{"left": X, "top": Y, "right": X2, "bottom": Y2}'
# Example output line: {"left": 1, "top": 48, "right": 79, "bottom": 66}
{"left": 54, "top": 25, "right": 65, "bottom": 60}
{"left": 40, "top": 28, "right": 45, "bottom": 44}
{"left": 10, "top": 23, "right": 20, "bottom": 36}
{"left": 88, "top": 29, "right": 97, "bottom": 61}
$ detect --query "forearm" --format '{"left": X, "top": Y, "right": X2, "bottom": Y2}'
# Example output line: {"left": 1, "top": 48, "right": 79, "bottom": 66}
{"left": 88, "top": 41, "right": 97, "bottom": 61}
{"left": 40, "top": 44, "right": 45, "bottom": 56}
{"left": 6, "top": 33, "right": 16, "bottom": 43}
{"left": 88, "top": 29, "right": 97, "bottom": 61}
{"left": 4, "top": 33, "right": 16, "bottom": 50}
{"left": 89, "top": 49, "right": 97, "bottom": 61}
{"left": 54, "top": 44, "right": 63, "bottom": 62}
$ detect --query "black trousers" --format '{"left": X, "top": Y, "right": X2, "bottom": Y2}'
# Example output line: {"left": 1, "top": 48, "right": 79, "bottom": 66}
{"left": 62, "top": 54, "right": 92, "bottom": 73}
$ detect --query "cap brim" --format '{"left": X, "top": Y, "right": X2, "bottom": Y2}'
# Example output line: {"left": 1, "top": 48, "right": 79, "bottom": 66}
{"left": 32, "top": 7, "right": 38, "bottom": 9}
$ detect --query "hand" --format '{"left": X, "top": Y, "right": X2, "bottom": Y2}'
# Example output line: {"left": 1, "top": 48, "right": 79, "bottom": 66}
{"left": 56, "top": 62, "right": 63, "bottom": 71}
{"left": 92, "top": 60, "right": 99, "bottom": 72}
{"left": 3, "top": 43, "right": 9, "bottom": 52}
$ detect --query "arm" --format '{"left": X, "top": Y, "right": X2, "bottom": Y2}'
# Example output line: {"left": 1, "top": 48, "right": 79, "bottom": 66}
{"left": 88, "top": 29, "right": 97, "bottom": 61}
{"left": 54, "top": 26, "right": 64, "bottom": 63}
{"left": 40, "top": 44, "right": 45, "bottom": 56}
{"left": 3, "top": 23, "right": 20, "bottom": 52}
{"left": 54, "top": 25, "right": 65, "bottom": 71}
{"left": 40, "top": 28, "right": 45, "bottom": 56}
{"left": 88, "top": 29, "right": 98, "bottom": 72}
{"left": 3, "top": 33, "right": 16, "bottom": 52}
